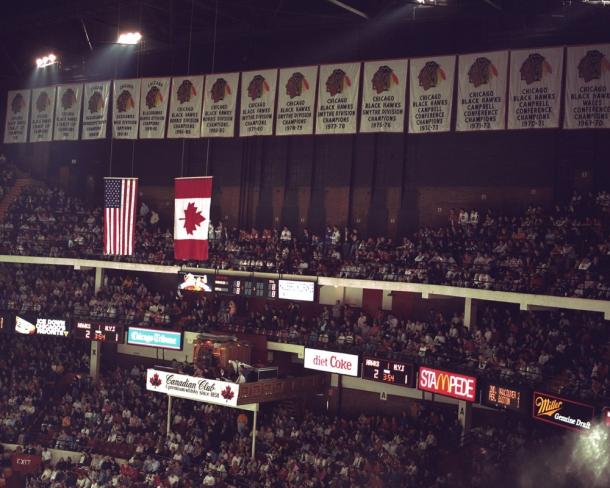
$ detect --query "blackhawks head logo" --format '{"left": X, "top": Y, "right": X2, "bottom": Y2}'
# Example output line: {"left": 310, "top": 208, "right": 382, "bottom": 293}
{"left": 326, "top": 69, "right": 351, "bottom": 96}
{"left": 371, "top": 65, "right": 399, "bottom": 94}
{"left": 145, "top": 86, "right": 163, "bottom": 109}
{"left": 468, "top": 57, "right": 497, "bottom": 88}
{"left": 61, "top": 88, "right": 77, "bottom": 110}
{"left": 577, "top": 49, "right": 610, "bottom": 83}
{"left": 286, "top": 72, "right": 309, "bottom": 99}
{"left": 177, "top": 79, "right": 197, "bottom": 103}
{"left": 520, "top": 53, "right": 552, "bottom": 85}
{"left": 211, "top": 78, "right": 231, "bottom": 103}
{"left": 35, "top": 91, "right": 51, "bottom": 113}
{"left": 11, "top": 93, "right": 26, "bottom": 114}
{"left": 88, "top": 91, "right": 104, "bottom": 114}
{"left": 116, "top": 90, "right": 135, "bottom": 112}
{"left": 419, "top": 61, "right": 446, "bottom": 91}
{"left": 247, "top": 75, "right": 269, "bottom": 100}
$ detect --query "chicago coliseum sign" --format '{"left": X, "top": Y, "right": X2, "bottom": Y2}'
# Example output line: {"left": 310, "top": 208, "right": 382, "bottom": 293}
{"left": 418, "top": 366, "right": 477, "bottom": 402}
{"left": 304, "top": 348, "right": 359, "bottom": 377}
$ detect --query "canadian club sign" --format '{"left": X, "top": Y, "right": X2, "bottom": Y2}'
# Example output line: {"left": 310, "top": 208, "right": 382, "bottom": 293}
{"left": 146, "top": 368, "right": 239, "bottom": 407}
{"left": 532, "top": 391, "right": 594, "bottom": 432}
{"left": 418, "top": 366, "right": 477, "bottom": 402}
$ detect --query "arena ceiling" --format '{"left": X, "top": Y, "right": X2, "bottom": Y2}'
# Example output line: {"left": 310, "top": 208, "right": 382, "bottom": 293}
{"left": 0, "top": 0, "right": 609, "bottom": 81}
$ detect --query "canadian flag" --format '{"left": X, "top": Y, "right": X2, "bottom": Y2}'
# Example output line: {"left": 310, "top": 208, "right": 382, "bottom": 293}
{"left": 174, "top": 177, "right": 213, "bottom": 260}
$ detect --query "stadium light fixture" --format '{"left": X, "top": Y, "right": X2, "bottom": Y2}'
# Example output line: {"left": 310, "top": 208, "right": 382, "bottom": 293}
{"left": 35, "top": 53, "right": 58, "bottom": 68}
{"left": 117, "top": 32, "right": 142, "bottom": 45}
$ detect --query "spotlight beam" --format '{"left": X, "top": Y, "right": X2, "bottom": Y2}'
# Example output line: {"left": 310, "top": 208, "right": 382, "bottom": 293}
{"left": 80, "top": 18, "right": 94, "bottom": 52}
{"left": 481, "top": 0, "right": 502, "bottom": 10}
{"left": 326, "top": 0, "right": 369, "bottom": 19}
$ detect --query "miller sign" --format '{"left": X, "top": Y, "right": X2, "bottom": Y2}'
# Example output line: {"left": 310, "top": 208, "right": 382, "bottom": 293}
{"left": 418, "top": 366, "right": 477, "bottom": 402}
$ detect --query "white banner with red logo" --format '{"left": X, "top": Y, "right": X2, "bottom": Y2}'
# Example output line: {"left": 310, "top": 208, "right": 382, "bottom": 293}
{"left": 275, "top": 66, "right": 318, "bottom": 136}
{"left": 316, "top": 62, "right": 361, "bottom": 135}
{"left": 174, "top": 176, "right": 213, "bottom": 261}
{"left": 418, "top": 366, "right": 477, "bottom": 401}
{"left": 53, "top": 83, "right": 83, "bottom": 141}
{"left": 146, "top": 368, "right": 239, "bottom": 407}
{"left": 508, "top": 47, "right": 564, "bottom": 130}
{"left": 408, "top": 56, "right": 456, "bottom": 134}
{"left": 82, "top": 81, "right": 111, "bottom": 140}
{"left": 304, "top": 348, "right": 359, "bottom": 377}
{"left": 139, "top": 77, "right": 170, "bottom": 139}
{"left": 201, "top": 72, "right": 239, "bottom": 138}
{"left": 239, "top": 69, "right": 278, "bottom": 137}
{"left": 564, "top": 44, "right": 610, "bottom": 129}
{"left": 456, "top": 50, "right": 508, "bottom": 131}
{"left": 360, "top": 59, "right": 407, "bottom": 133}
{"left": 3, "top": 89, "right": 30, "bottom": 143}
{"left": 30, "top": 86, "right": 56, "bottom": 142}
{"left": 112, "top": 79, "right": 141, "bottom": 139}
{"left": 167, "top": 76, "right": 204, "bottom": 138}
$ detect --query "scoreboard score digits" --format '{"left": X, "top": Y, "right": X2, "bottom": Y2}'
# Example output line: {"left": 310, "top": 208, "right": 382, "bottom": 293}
{"left": 361, "top": 357, "right": 414, "bottom": 387}
{"left": 74, "top": 321, "right": 124, "bottom": 343}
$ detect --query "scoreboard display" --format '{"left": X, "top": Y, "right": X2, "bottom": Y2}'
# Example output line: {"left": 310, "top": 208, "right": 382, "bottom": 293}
{"left": 178, "top": 273, "right": 304, "bottom": 300}
{"left": 73, "top": 321, "right": 124, "bottom": 343}
{"left": 361, "top": 357, "right": 415, "bottom": 387}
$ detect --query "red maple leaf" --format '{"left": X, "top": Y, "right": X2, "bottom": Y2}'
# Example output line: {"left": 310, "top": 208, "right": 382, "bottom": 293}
{"left": 149, "top": 373, "right": 162, "bottom": 387}
{"left": 221, "top": 385, "right": 234, "bottom": 401}
{"left": 180, "top": 202, "right": 206, "bottom": 235}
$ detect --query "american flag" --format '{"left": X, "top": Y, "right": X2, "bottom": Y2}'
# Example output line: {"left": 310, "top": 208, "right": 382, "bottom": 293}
{"left": 104, "top": 177, "right": 138, "bottom": 255}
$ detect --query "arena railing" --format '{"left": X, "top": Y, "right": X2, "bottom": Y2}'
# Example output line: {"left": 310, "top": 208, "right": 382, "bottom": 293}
{"left": 1, "top": 254, "right": 609, "bottom": 319}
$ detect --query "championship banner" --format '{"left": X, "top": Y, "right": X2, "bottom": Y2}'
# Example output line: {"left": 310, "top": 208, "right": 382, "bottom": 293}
{"left": 275, "top": 66, "right": 318, "bottom": 136}
{"left": 3, "top": 89, "right": 30, "bottom": 144}
{"left": 201, "top": 72, "right": 239, "bottom": 138}
{"left": 456, "top": 50, "right": 509, "bottom": 131}
{"left": 508, "top": 47, "right": 564, "bottom": 129}
{"left": 53, "top": 83, "right": 83, "bottom": 141}
{"left": 564, "top": 44, "right": 610, "bottom": 129}
{"left": 29, "top": 86, "right": 56, "bottom": 142}
{"left": 408, "top": 55, "right": 456, "bottom": 134}
{"left": 174, "top": 176, "right": 213, "bottom": 261}
{"left": 239, "top": 69, "right": 278, "bottom": 137}
{"left": 360, "top": 59, "right": 407, "bottom": 133}
{"left": 112, "top": 79, "right": 140, "bottom": 139}
{"left": 167, "top": 76, "right": 204, "bottom": 138}
{"left": 139, "top": 77, "right": 170, "bottom": 139}
{"left": 147, "top": 368, "right": 239, "bottom": 407}
{"left": 316, "top": 62, "right": 361, "bottom": 134}
{"left": 82, "top": 81, "right": 111, "bottom": 140}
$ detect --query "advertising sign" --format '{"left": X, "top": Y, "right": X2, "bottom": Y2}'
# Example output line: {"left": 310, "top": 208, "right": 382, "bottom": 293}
{"left": 362, "top": 357, "right": 414, "bottom": 387}
{"left": 418, "top": 366, "right": 477, "bottom": 402}
{"left": 15, "top": 316, "right": 69, "bottom": 337}
{"left": 304, "top": 348, "right": 359, "bottom": 376}
{"left": 532, "top": 391, "right": 594, "bottom": 432}
{"left": 278, "top": 279, "right": 315, "bottom": 302}
{"left": 127, "top": 327, "right": 182, "bottom": 350}
{"left": 146, "top": 368, "right": 239, "bottom": 407}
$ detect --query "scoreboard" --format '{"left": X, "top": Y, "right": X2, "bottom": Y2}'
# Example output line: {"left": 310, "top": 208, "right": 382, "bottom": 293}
{"left": 361, "top": 357, "right": 415, "bottom": 387}
{"left": 73, "top": 321, "right": 124, "bottom": 343}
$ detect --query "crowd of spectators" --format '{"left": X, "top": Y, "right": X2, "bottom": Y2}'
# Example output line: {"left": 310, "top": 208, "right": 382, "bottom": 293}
{"left": 0, "top": 154, "right": 16, "bottom": 202}
{"left": 0, "top": 171, "right": 609, "bottom": 299}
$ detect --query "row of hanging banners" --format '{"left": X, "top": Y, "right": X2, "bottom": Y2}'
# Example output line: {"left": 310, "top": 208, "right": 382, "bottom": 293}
{"left": 3, "top": 44, "right": 610, "bottom": 144}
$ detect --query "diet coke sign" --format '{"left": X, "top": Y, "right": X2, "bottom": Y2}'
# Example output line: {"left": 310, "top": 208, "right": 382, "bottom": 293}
{"left": 304, "top": 348, "right": 359, "bottom": 377}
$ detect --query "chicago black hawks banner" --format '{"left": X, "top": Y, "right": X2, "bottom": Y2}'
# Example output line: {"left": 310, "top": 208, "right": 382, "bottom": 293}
{"left": 112, "top": 79, "right": 140, "bottom": 139}
{"left": 53, "top": 83, "right": 83, "bottom": 141}
{"left": 167, "top": 76, "right": 204, "bottom": 138}
{"left": 239, "top": 69, "right": 278, "bottom": 137}
{"left": 201, "top": 72, "right": 239, "bottom": 138}
{"left": 30, "top": 86, "right": 56, "bottom": 142}
{"left": 276, "top": 66, "right": 318, "bottom": 136}
{"left": 408, "top": 56, "right": 456, "bottom": 134}
{"left": 139, "top": 77, "right": 170, "bottom": 139}
{"left": 82, "top": 81, "right": 111, "bottom": 140}
{"left": 508, "top": 47, "right": 564, "bottom": 130}
{"left": 360, "top": 59, "right": 407, "bottom": 133}
{"left": 456, "top": 50, "right": 509, "bottom": 131}
{"left": 316, "top": 63, "right": 361, "bottom": 134}
{"left": 3, "top": 89, "right": 30, "bottom": 144}
{"left": 564, "top": 44, "right": 610, "bottom": 129}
